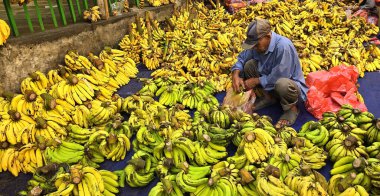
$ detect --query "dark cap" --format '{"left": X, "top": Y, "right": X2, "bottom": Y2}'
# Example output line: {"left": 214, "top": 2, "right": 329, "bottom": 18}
{"left": 242, "top": 18, "right": 271, "bottom": 50}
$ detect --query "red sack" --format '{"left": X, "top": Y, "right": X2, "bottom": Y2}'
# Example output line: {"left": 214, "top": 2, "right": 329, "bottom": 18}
{"left": 305, "top": 65, "right": 367, "bottom": 119}
{"left": 352, "top": 9, "right": 369, "bottom": 21}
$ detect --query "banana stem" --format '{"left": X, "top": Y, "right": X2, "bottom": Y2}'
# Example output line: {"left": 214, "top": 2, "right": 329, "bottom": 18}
{"left": 24, "top": 90, "right": 37, "bottom": 102}
{"left": 8, "top": 110, "right": 21, "bottom": 121}
{"left": 29, "top": 72, "right": 40, "bottom": 81}
{"left": 35, "top": 117, "right": 48, "bottom": 129}
{"left": 67, "top": 75, "right": 79, "bottom": 85}
{"left": 0, "top": 141, "right": 9, "bottom": 149}
{"left": 135, "top": 16, "right": 143, "bottom": 35}
{"left": 252, "top": 113, "right": 260, "bottom": 120}
{"left": 30, "top": 186, "right": 43, "bottom": 196}
{"left": 2, "top": 91, "right": 15, "bottom": 101}
{"left": 162, "top": 178, "right": 173, "bottom": 194}
{"left": 128, "top": 158, "right": 146, "bottom": 170}
{"left": 70, "top": 167, "right": 82, "bottom": 184}
{"left": 376, "top": 118, "right": 380, "bottom": 129}
{"left": 239, "top": 168, "right": 254, "bottom": 184}
{"left": 40, "top": 93, "right": 57, "bottom": 110}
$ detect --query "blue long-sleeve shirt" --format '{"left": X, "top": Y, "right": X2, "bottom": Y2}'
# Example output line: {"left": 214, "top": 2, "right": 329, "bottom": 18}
{"left": 231, "top": 32, "right": 308, "bottom": 101}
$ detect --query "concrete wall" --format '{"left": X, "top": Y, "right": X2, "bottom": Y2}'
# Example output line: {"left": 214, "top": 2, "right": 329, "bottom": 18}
{"left": 0, "top": 1, "right": 185, "bottom": 93}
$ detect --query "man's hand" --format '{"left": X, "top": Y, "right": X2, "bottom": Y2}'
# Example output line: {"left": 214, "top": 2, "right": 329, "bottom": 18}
{"left": 244, "top": 78, "right": 260, "bottom": 90}
{"left": 232, "top": 70, "right": 245, "bottom": 93}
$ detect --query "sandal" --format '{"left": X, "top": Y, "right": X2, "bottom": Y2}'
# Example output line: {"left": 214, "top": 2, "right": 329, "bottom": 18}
{"left": 277, "top": 107, "right": 300, "bottom": 127}
{"left": 253, "top": 98, "right": 277, "bottom": 111}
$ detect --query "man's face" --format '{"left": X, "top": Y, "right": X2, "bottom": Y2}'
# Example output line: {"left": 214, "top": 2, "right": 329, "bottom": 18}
{"left": 253, "top": 33, "right": 271, "bottom": 53}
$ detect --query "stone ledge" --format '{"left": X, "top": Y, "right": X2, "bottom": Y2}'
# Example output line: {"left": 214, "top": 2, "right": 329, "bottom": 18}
{"left": 6, "top": 4, "right": 175, "bottom": 45}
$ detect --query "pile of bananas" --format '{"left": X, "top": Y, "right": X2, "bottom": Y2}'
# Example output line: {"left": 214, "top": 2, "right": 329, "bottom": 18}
{"left": 20, "top": 164, "right": 121, "bottom": 196}
{"left": 83, "top": 6, "right": 101, "bottom": 23}
{"left": 0, "top": 19, "right": 10, "bottom": 46}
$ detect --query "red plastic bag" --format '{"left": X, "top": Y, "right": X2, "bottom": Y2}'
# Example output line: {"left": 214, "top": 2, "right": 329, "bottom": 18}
{"left": 305, "top": 65, "right": 367, "bottom": 119}
{"left": 352, "top": 9, "right": 369, "bottom": 21}
{"left": 225, "top": 0, "right": 247, "bottom": 13}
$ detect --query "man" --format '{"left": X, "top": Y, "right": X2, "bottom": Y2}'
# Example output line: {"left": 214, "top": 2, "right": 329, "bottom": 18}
{"left": 231, "top": 18, "right": 308, "bottom": 127}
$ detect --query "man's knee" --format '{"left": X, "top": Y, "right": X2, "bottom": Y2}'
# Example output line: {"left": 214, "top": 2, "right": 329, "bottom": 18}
{"left": 274, "top": 78, "right": 298, "bottom": 97}
{"left": 243, "top": 59, "right": 258, "bottom": 79}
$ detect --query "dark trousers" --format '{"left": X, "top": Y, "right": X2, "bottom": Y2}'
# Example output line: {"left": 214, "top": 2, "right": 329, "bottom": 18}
{"left": 240, "top": 59, "right": 301, "bottom": 111}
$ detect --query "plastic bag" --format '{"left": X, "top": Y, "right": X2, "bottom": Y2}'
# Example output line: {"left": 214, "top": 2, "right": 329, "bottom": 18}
{"left": 367, "top": 14, "right": 379, "bottom": 25}
{"left": 305, "top": 65, "right": 367, "bottom": 119}
{"left": 352, "top": 9, "right": 369, "bottom": 21}
{"left": 225, "top": 0, "right": 247, "bottom": 13}
{"left": 222, "top": 87, "right": 256, "bottom": 114}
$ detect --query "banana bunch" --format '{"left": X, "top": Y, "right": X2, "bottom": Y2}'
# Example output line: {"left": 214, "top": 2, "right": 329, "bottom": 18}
{"left": 359, "top": 113, "right": 380, "bottom": 143}
{"left": 64, "top": 50, "right": 95, "bottom": 71}
{"left": 366, "top": 142, "right": 380, "bottom": 158}
{"left": 275, "top": 126, "right": 298, "bottom": 146}
{"left": 204, "top": 106, "right": 230, "bottom": 129}
{"left": 134, "top": 126, "right": 164, "bottom": 154}
{"left": 156, "top": 85, "right": 181, "bottom": 106}
{"left": 237, "top": 179, "right": 259, "bottom": 196}
{"left": 328, "top": 172, "right": 371, "bottom": 196}
{"left": 330, "top": 171, "right": 372, "bottom": 191}
{"left": 47, "top": 67, "right": 70, "bottom": 86}
{"left": 0, "top": 110, "right": 36, "bottom": 145}
{"left": 255, "top": 166, "right": 297, "bottom": 196}
{"left": 124, "top": 150, "right": 157, "bottom": 187}
{"left": 122, "top": 94, "right": 156, "bottom": 113}
{"left": 200, "top": 125, "right": 235, "bottom": 147}
{"left": 320, "top": 111, "right": 354, "bottom": 131}
{"left": 139, "top": 78, "right": 158, "bottom": 95}
{"left": 365, "top": 162, "right": 380, "bottom": 190}
{"left": 89, "top": 100, "right": 117, "bottom": 125}
{"left": 192, "top": 174, "right": 237, "bottom": 196}
{"left": 298, "top": 121, "right": 329, "bottom": 147}
{"left": 149, "top": 176, "right": 183, "bottom": 196}
{"left": 119, "top": 22, "right": 142, "bottom": 63}
{"left": 104, "top": 119, "right": 133, "bottom": 138}
{"left": 268, "top": 149, "right": 302, "bottom": 180}
{"left": 330, "top": 126, "right": 367, "bottom": 144}
{"left": 46, "top": 165, "right": 116, "bottom": 196}
{"left": 285, "top": 165, "right": 328, "bottom": 195}
{"left": 326, "top": 135, "right": 369, "bottom": 162}
{"left": 71, "top": 105, "right": 93, "bottom": 128}
{"left": 210, "top": 161, "right": 240, "bottom": 182}
{"left": 181, "top": 88, "right": 208, "bottom": 109}
{"left": 99, "top": 48, "right": 139, "bottom": 82}
{"left": 44, "top": 140, "right": 85, "bottom": 164}
{"left": 0, "top": 144, "right": 45, "bottom": 176}
{"left": 66, "top": 124, "right": 95, "bottom": 144}
{"left": 193, "top": 141, "right": 228, "bottom": 166}
{"left": 20, "top": 71, "right": 49, "bottom": 95}
{"left": 0, "top": 19, "right": 10, "bottom": 45}
{"left": 92, "top": 131, "right": 131, "bottom": 161}
{"left": 291, "top": 138, "right": 327, "bottom": 169}
{"left": 83, "top": 6, "right": 101, "bottom": 23}
{"left": 50, "top": 74, "right": 94, "bottom": 105}
{"left": 175, "top": 165, "right": 211, "bottom": 193}
{"left": 34, "top": 94, "right": 72, "bottom": 123}
{"left": 98, "top": 170, "right": 121, "bottom": 196}
{"left": 10, "top": 90, "right": 38, "bottom": 116}
{"left": 196, "top": 95, "right": 219, "bottom": 114}
{"left": 337, "top": 104, "right": 362, "bottom": 121}
{"left": 236, "top": 129, "right": 274, "bottom": 164}
{"left": 226, "top": 154, "right": 250, "bottom": 170}
{"left": 331, "top": 156, "right": 367, "bottom": 176}
{"left": 0, "top": 94, "right": 11, "bottom": 113}
{"left": 146, "top": 0, "right": 172, "bottom": 7}
{"left": 127, "top": 109, "right": 152, "bottom": 130}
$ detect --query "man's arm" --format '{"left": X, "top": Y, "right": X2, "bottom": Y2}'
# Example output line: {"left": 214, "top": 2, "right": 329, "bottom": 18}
{"left": 231, "top": 50, "right": 254, "bottom": 92}
{"left": 231, "top": 50, "right": 254, "bottom": 72}
{"left": 259, "top": 45, "right": 296, "bottom": 90}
